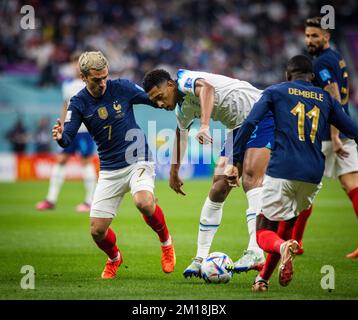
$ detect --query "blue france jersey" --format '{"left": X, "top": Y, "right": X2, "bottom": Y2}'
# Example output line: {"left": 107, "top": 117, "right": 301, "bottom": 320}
{"left": 59, "top": 79, "right": 154, "bottom": 170}
{"left": 232, "top": 80, "right": 358, "bottom": 184}
{"left": 313, "top": 48, "right": 349, "bottom": 140}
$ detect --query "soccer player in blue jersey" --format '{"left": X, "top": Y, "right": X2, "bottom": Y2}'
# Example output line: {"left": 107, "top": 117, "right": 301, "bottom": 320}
{"left": 292, "top": 16, "right": 358, "bottom": 259}
{"left": 51, "top": 51, "right": 176, "bottom": 279}
{"left": 225, "top": 55, "right": 358, "bottom": 291}
{"left": 143, "top": 69, "right": 274, "bottom": 277}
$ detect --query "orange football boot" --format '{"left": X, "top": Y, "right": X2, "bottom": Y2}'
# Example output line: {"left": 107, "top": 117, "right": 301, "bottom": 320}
{"left": 346, "top": 248, "right": 358, "bottom": 259}
{"left": 161, "top": 239, "right": 176, "bottom": 273}
{"left": 101, "top": 251, "right": 123, "bottom": 279}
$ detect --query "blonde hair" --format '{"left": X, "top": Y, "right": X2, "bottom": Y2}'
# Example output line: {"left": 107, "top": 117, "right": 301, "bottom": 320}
{"left": 79, "top": 51, "right": 109, "bottom": 76}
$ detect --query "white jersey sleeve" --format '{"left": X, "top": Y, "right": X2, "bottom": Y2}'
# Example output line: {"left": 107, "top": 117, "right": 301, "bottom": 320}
{"left": 62, "top": 78, "right": 87, "bottom": 132}
{"left": 175, "top": 70, "right": 204, "bottom": 130}
{"left": 176, "top": 69, "right": 204, "bottom": 96}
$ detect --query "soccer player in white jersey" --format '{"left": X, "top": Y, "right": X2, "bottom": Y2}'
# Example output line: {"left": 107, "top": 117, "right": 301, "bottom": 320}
{"left": 143, "top": 69, "right": 275, "bottom": 277}
{"left": 36, "top": 54, "right": 97, "bottom": 212}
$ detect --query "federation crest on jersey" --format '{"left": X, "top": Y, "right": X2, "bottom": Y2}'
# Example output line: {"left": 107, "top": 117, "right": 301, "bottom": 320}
{"left": 113, "top": 101, "right": 124, "bottom": 119}
{"left": 98, "top": 106, "right": 108, "bottom": 120}
{"left": 184, "top": 78, "right": 193, "bottom": 89}
{"left": 113, "top": 102, "right": 122, "bottom": 113}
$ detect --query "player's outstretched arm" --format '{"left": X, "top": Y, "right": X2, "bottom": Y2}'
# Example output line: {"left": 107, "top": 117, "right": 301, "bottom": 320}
{"left": 169, "top": 127, "right": 189, "bottom": 195}
{"left": 329, "top": 99, "right": 358, "bottom": 146}
{"left": 195, "top": 79, "right": 214, "bottom": 144}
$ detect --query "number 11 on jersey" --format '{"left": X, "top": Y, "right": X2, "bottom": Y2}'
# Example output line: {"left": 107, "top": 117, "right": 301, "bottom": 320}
{"left": 291, "top": 102, "right": 320, "bottom": 143}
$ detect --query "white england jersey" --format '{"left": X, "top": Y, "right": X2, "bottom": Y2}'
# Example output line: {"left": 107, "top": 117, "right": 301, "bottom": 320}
{"left": 175, "top": 69, "right": 262, "bottom": 130}
{"left": 62, "top": 78, "right": 87, "bottom": 132}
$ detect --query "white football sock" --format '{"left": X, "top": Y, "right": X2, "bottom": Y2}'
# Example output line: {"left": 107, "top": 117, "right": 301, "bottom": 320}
{"left": 196, "top": 197, "right": 224, "bottom": 259}
{"left": 110, "top": 251, "right": 121, "bottom": 262}
{"left": 161, "top": 235, "right": 172, "bottom": 247}
{"left": 83, "top": 163, "right": 97, "bottom": 204}
{"left": 246, "top": 187, "right": 264, "bottom": 256}
{"left": 47, "top": 164, "right": 65, "bottom": 203}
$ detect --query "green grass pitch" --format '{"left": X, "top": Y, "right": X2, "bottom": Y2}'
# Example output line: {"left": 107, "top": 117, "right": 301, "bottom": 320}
{"left": 0, "top": 179, "right": 357, "bottom": 300}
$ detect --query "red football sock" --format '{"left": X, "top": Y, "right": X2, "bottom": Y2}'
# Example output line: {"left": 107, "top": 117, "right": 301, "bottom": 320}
{"left": 143, "top": 205, "right": 170, "bottom": 243}
{"left": 256, "top": 229, "right": 284, "bottom": 255}
{"left": 260, "top": 221, "right": 294, "bottom": 280}
{"left": 94, "top": 228, "right": 119, "bottom": 260}
{"left": 292, "top": 206, "right": 313, "bottom": 243}
{"left": 348, "top": 187, "right": 358, "bottom": 219}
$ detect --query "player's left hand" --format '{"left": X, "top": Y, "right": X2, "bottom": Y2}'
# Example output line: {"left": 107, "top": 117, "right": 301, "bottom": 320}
{"left": 224, "top": 164, "right": 240, "bottom": 187}
{"left": 332, "top": 137, "right": 349, "bottom": 159}
{"left": 196, "top": 125, "right": 212, "bottom": 144}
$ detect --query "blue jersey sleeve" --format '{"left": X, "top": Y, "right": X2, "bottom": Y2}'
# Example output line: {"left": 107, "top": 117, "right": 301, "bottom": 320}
{"left": 124, "top": 80, "right": 156, "bottom": 107}
{"left": 328, "top": 97, "right": 358, "bottom": 144}
{"left": 58, "top": 97, "right": 83, "bottom": 148}
{"left": 314, "top": 58, "right": 337, "bottom": 88}
{"left": 231, "top": 90, "right": 272, "bottom": 163}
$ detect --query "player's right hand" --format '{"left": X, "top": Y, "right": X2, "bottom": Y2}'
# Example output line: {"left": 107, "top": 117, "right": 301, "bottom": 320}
{"left": 169, "top": 173, "right": 186, "bottom": 196}
{"left": 52, "top": 118, "right": 63, "bottom": 141}
{"left": 332, "top": 136, "right": 349, "bottom": 159}
{"left": 224, "top": 164, "right": 240, "bottom": 187}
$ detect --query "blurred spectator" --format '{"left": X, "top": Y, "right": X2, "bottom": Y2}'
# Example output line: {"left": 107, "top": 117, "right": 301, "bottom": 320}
{"left": 0, "top": 0, "right": 357, "bottom": 88}
{"left": 5, "top": 118, "right": 29, "bottom": 154}
{"left": 34, "top": 117, "right": 52, "bottom": 153}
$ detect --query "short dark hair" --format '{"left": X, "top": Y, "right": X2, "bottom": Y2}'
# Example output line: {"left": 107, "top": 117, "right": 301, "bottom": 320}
{"left": 305, "top": 16, "right": 331, "bottom": 33}
{"left": 305, "top": 16, "right": 322, "bottom": 28}
{"left": 142, "top": 69, "right": 172, "bottom": 92}
{"left": 286, "top": 55, "right": 313, "bottom": 75}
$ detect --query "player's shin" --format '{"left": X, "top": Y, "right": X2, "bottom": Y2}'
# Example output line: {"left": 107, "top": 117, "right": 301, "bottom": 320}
{"left": 142, "top": 204, "right": 170, "bottom": 244}
{"left": 292, "top": 206, "right": 313, "bottom": 243}
{"left": 246, "top": 187, "right": 264, "bottom": 254}
{"left": 196, "top": 197, "right": 224, "bottom": 259}
{"left": 94, "top": 227, "right": 120, "bottom": 261}
{"left": 47, "top": 164, "right": 66, "bottom": 203}
{"left": 259, "top": 220, "right": 294, "bottom": 280}
{"left": 348, "top": 187, "right": 358, "bottom": 218}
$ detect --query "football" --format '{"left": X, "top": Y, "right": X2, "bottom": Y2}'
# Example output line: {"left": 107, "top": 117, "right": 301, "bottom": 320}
{"left": 201, "top": 252, "right": 234, "bottom": 284}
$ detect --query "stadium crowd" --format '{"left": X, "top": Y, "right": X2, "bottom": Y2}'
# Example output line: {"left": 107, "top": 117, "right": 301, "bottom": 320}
{"left": 1, "top": 0, "right": 357, "bottom": 88}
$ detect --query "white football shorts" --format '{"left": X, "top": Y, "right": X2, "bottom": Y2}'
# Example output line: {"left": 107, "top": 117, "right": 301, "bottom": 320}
{"left": 260, "top": 175, "right": 322, "bottom": 221}
{"left": 90, "top": 161, "right": 155, "bottom": 218}
{"left": 322, "top": 139, "right": 358, "bottom": 179}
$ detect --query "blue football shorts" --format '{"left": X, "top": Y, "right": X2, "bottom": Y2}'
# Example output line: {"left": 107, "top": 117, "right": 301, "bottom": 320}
{"left": 61, "top": 132, "right": 95, "bottom": 157}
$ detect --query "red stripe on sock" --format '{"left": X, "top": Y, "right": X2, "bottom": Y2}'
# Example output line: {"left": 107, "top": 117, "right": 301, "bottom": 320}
{"left": 143, "top": 205, "right": 170, "bottom": 243}
{"left": 95, "top": 228, "right": 119, "bottom": 260}
{"left": 292, "top": 206, "right": 312, "bottom": 243}
{"left": 348, "top": 187, "right": 358, "bottom": 219}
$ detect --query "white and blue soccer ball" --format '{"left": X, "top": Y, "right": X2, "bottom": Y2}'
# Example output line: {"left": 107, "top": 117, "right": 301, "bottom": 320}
{"left": 201, "top": 252, "right": 234, "bottom": 284}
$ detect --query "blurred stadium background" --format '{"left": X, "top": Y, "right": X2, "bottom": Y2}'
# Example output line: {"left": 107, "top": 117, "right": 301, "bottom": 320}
{"left": 1, "top": 0, "right": 358, "bottom": 182}
{"left": 0, "top": 0, "right": 357, "bottom": 300}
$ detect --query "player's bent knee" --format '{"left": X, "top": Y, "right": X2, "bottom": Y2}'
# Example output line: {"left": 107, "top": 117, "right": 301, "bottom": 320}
{"left": 209, "top": 177, "right": 231, "bottom": 202}
{"left": 133, "top": 191, "right": 155, "bottom": 216}
{"left": 339, "top": 172, "right": 358, "bottom": 193}
{"left": 90, "top": 225, "right": 107, "bottom": 241}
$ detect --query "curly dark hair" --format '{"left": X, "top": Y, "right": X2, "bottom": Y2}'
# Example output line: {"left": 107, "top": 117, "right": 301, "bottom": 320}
{"left": 142, "top": 69, "right": 172, "bottom": 93}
